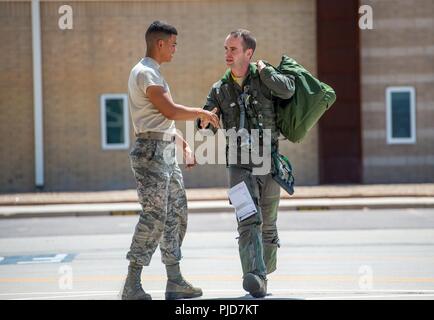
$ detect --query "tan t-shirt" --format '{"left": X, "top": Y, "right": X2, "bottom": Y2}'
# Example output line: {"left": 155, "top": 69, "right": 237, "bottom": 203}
{"left": 128, "top": 57, "right": 176, "bottom": 135}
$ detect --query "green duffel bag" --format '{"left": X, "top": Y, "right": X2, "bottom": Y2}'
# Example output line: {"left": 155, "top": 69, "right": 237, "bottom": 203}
{"left": 272, "top": 55, "right": 336, "bottom": 143}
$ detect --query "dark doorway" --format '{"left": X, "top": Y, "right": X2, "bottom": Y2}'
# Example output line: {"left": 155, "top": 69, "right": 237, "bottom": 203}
{"left": 316, "top": 0, "right": 362, "bottom": 184}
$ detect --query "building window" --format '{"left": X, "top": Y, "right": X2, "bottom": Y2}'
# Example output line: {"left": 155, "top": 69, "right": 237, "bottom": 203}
{"left": 100, "top": 94, "right": 130, "bottom": 150}
{"left": 386, "top": 87, "right": 416, "bottom": 144}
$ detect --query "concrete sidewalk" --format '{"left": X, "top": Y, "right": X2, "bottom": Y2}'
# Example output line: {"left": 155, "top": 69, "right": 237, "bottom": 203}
{"left": 0, "top": 184, "right": 433, "bottom": 218}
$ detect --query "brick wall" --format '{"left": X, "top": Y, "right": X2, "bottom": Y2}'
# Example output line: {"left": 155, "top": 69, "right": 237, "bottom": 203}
{"left": 0, "top": 2, "right": 35, "bottom": 192}
{"left": 0, "top": 0, "right": 317, "bottom": 192}
{"left": 361, "top": 0, "right": 434, "bottom": 183}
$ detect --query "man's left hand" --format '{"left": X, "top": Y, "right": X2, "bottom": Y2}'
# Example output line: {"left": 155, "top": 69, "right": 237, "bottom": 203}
{"left": 184, "top": 145, "right": 197, "bottom": 169}
{"left": 256, "top": 60, "right": 266, "bottom": 72}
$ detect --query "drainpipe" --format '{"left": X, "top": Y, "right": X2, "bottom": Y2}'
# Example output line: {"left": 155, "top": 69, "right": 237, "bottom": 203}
{"left": 31, "top": 0, "right": 44, "bottom": 188}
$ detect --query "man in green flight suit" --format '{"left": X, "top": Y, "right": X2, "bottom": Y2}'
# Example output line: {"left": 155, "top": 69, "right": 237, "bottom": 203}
{"left": 198, "top": 29, "right": 295, "bottom": 298}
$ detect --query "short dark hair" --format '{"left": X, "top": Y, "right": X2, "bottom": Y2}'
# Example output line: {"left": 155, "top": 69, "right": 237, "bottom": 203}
{"left": 229, "top": 29, "right": 256, "bottom": 53}
{"left": 145, "top": 20, "right": 178, "bottom": 49}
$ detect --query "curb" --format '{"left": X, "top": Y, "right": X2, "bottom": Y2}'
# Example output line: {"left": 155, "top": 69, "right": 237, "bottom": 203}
{"left": 1, "top": 185, "right": 433, "bottom": 206}
{"left": 1, "top": 197, "right": 434, "bottom": 219}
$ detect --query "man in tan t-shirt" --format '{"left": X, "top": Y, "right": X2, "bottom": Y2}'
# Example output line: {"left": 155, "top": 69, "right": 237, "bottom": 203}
{"left": 122, "top": 20, "right": 219, "bottom": 300}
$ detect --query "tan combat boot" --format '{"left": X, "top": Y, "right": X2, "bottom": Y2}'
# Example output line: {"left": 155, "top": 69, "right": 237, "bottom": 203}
{"left": 121, "top": 263, "right": 152, "bottom": 300}
{"left": 165, "top": 278, "right": 203, "bottom": 300}
{"left": 242, "top": 272, "right": 267, "bottom": 298}
{"left": 165, "top": 263, "right": 203, "bottom": 300}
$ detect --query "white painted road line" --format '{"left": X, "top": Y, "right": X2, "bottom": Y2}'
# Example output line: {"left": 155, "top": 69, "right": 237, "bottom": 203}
{"left": 4, "top": 289, "right": 434, "bottom": 300}
{"left": 12, "top": 293, "right": 117, "bottom": 300}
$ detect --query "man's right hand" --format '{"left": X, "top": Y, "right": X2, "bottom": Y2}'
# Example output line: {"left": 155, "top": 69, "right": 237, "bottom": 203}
{"left": 198, "top": 108, "right": 220, "bottom": 129}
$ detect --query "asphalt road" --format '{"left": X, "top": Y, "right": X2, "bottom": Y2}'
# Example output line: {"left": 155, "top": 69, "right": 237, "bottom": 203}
{"left": 1, "top": 208, "right": 434, "bottom": 300}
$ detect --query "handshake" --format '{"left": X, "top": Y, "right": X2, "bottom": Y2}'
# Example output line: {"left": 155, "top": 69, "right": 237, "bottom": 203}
{"left": 180, "top": 107, "right": 219, "bottom": 170}
{"left": 197, "top": 107, "right": 219, "bottom": 129}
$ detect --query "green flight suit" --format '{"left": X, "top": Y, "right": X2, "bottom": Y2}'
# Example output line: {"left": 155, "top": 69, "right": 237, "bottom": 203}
{"left": 199, "top": 63, "right": 295, "bottom": 277}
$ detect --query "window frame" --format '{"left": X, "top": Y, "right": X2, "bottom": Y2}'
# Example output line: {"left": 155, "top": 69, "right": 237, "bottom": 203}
{"left": 100, "top": 93, "right": 130, "bottom": 150}
{"left": 386, "top": 86, "right": 416, "bottom": 144}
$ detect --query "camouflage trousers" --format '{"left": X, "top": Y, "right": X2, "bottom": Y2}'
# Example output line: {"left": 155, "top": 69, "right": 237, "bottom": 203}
{"left": 229, "top": 166, "right": 281, "bottom": 278}
{"left": 126, "top": 138, "right": 188, "bottom": 266}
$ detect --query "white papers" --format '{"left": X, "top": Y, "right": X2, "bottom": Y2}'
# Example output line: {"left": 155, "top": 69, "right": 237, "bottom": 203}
{"left": 228, "top": 181, "right": 257, "bottom": 222}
